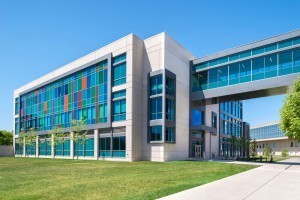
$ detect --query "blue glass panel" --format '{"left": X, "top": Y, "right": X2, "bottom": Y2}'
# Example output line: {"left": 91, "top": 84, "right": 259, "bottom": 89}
{"left": 252, "top": 57, "right": 265, "bottom": 81}
{"left": 293, "top": 48, "right": 300, "bottom": 73}
{"left": 265, "top": 54, "right": 278, "bottom": 78}
{"left": 252, "top": 47, "right": 264, "bottom": 55}
{"left": 229, "top": 63, "right": 240, "bottom": 85}
{"left": 279, "top": 40, "right": 293, "bottom": 49}
{"left": 208, "top": 68, "right": 218, "bottom": 89}
{"left": 218, "top": 65, "right": 228, "bottom": 87}
{"left": 150, "top": 126, "right": 162, "bottom": 141}
{"left": 279, "top": 51, "right": 293, "bottom": 75}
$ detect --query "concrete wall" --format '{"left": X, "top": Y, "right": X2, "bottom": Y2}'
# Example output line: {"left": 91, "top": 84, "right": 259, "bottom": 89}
{"left": 0, "top": 145, "right": 14, "bottom": 156}
{"left": 256, "top": 139, "right": 300, "bottom": 156}
{"left": 142, "top": 32, "right": 195, "bottom": 161}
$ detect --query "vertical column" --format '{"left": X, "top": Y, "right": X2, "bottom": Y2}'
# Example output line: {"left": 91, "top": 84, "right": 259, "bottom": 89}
{"left": 51, "top": 134, "right": 55, "bottom": 158}
{"left": 70, "top": 132, "right": 74, "bottom": 159}
{"left": 94, "top": 129, "right": 99, "bottom": 160}
{"left": 23, "top": 137, "right": 26, "bottom": 157}
{"left": 36, "top": 136, "right": 39, "bottom": 158}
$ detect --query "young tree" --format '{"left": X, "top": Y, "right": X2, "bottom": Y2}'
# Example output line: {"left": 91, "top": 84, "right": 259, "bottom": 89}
{"left": 263, "top": 145, "right": 273, "bottom": 161}
{"left": 23, "top": 128, "right": 37, "bottom": 157}
{"left": 49, "top": 126, "right": 70, "bottom": 157}
{"left": 280, "top": 77, "right": 300, "bottom": 141}
{"left": 71, "top": 119, "right": 88, "bottom": 159}
{"left": 249, "top": 139, "right": 257, "bottom": 158}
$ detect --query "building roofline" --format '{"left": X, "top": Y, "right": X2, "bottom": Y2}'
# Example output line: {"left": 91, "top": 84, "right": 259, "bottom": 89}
{"left": 250, "top": 120, "right": 280, "bottom": 129}
{"left": 14, "top": 33, "right": 138, "bottom": 96}
{"left": 193, "top": 29, "right": 300, "bottom": 64}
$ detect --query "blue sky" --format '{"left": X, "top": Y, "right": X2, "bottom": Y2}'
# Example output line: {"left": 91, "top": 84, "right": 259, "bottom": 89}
{"left": 0, "top": 0, "right": 299, "bottom": 131}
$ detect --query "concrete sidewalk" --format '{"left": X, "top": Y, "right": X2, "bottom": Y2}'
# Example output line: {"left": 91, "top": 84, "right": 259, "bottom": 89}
{"left": 160, "top": 158, "right": 300, "bottom": 200}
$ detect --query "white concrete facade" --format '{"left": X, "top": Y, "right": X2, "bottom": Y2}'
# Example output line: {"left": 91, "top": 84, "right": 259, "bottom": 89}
{"left": 256, "top": 138, "right": 300, "bottom": 156}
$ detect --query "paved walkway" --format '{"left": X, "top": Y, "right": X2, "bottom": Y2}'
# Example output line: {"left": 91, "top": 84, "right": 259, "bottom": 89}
{"left": 160, "top": 158, "right": 300, "bottom": 200}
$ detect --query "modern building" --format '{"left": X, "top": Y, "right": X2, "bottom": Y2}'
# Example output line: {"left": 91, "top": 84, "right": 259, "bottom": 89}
{"left": 14, "top": 29, "right": 300, "bottom": 161}
{"left": 250, "top": 121, "right": 300, "bottom": 156}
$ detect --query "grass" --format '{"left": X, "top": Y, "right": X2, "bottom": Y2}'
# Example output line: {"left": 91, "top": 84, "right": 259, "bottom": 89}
{"left": 0, "top": 157, "right": 256, "bottom": 200}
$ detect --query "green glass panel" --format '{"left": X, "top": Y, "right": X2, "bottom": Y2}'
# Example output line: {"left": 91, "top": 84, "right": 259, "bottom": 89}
{"left": 239, "top": 51, "right": 251, "bottom": 59}
{"left": 209, "top": 59, "right": 219, "bottom": 66}
{"left": 279, "top": 40, "right": 293, "bottom": 49}
{"left": 252, "top": 47, "right": 264, "bottom": 55}
{"left": 294, "top": 37, "right": 300, "bottom": 45}
{"left": 265, "top": 44, "right": 277, "bottom": 52}
{"left": 229, "top": 54, "right": 239, "bottom": 61}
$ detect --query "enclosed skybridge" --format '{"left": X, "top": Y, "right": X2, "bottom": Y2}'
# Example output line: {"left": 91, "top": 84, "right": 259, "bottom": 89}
{"left": 191, "top": 30, "right": 300, "bottom": 102}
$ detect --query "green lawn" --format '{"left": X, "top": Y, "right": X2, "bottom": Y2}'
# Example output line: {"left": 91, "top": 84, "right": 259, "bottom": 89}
{"left": 0, "top": 157, "right": 256, "bottom": 200}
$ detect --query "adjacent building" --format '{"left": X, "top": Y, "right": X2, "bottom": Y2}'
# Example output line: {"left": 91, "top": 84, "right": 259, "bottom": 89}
{"left": 14, "top": 29, "right": 300, "bottom": 161}
{"left": 250, "top": 121, "right": 300, "bottom": 156}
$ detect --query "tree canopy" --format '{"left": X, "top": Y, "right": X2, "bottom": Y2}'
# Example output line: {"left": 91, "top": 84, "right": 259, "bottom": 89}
{"left": 0, "top": 130, "right": 13, "bottom": 145}
{"left": 280, "top": 77, "right": 300, "bottom": 141}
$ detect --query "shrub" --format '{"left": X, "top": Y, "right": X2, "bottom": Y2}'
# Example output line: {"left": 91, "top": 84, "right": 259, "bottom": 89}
{"left": 281, "top": 148, "right": 288, "bottom": 157}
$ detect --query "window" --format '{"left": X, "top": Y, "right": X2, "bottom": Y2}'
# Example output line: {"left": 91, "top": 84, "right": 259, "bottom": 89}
{"left": 218, "top": 65, "right": 228, "bottom": 87}
{"left": 291, "top": 142, "right": 294, "bottom": 147}
{"left": 192, "top": 71, "right": 208, "bottom": 92}
{"left": 265, "top": 54, "right": 277, "bottom": 78}
{"left": 99, "top": 137, "right": 111, "bottom": 157}
{"left": 166, "top": 98, "right": 175, "bottom": 121}
{"left": 113, "top": 99, "right": 126, "bottom": 121}
{"left": 293, "top": 48, "right": 300, "bottom": 73}
{"left": 113, "top": 53, "right": 126, "bottom": 64}
{"left": 252, "top": 57, "right": 265, "bottom": 81}
{"left": 85, "top": 138, "right": 94, "bottom": 156}
{"left": 229, "top": 63, "right": 240, "bottom": 85}
{"left": 192, "top": 109, "right": 205, "bottom": 126}
{"left": 279, "top": 51, "right": 293, "bottom": 75}
{"left": 208, "top": 68, "right": 218, "bottom": 89}
{"left": 113, "top": 136, "right": 126, "bottom": 157}
{"left": 150, "top": 126, "right": 162, "bottom": 141}
{"left": 39, "top": 139, "right": 51, "bottom": 156}
{"left": 166, "top": 127, "right": 175, "bottom": 143}
{"left": 212, "top": 112, "right": 217, "bottom": 128}
{"left": 166, "top": 77, "right": 175, "bottom": 96}
{"left": 150, "top": 75, "right": 163, "bottom": 95}
{"left": 150, "top": 97, "right": 162, "bottom": 120}
{"left": 113, "top": 63, "right": 126, "bottom": 86}
{"left": 113, "top": 90, "right": 126, "bottom": 121}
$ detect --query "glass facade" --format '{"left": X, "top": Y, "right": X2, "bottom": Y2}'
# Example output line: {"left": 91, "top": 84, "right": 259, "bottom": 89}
{"left": 165, "top": 127, "right": 175, "bottom": 143}
{"left": 191, "top": 108, "right": 205, "bottom": 126}
{"left": 99, "top": 135, "right": 126, "bottom": 158}
{"left": 150, "top": 126, "right": 162, "bottom": 141}
{"left": 55, "top": 139, "right": 70, "bottom": 156}
{"left": 148, "top": 71, "right": 176, "bottom": 143}
{"left": 15, "top": 139, "right": 23, "bottom": 155}
{"left": 74, "top": 137, "right": 94, "bottom": 157}
{"left": 112, "top": 54, "right": 126, "bottom": 86}
{"left": 150, "top": 97, "right": 162, "bottom": 120}
{"left": 193, "top": 36, "right": 300, "bottom": 71}
{"left": 112, "top": 90, "right": 126, "bottom": 121}
{"left": 18, "top": 60, "right": 109, "bottom": 133}
{"left": 25, "top": 143, "right": 36, "bottom": 155}
{"left": 16, "top": 53, "right": 127, "bottom": 134}
{"left": 250, "top": 123, "right": 284, "bottom": 140}
{"left": 39, "top": 138, "right": 51, "bottom": 156}
{"left": 192, "top": 46, "right": 300, "bottom": 92}
{"left": 150, "top": 75, "right": 163, "bottom": 95}
{"left": 99, "top": 137, "right": 111, "bottom": 157}
{"left": 220, "top": 101, "right": 243, "bottom": 157}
